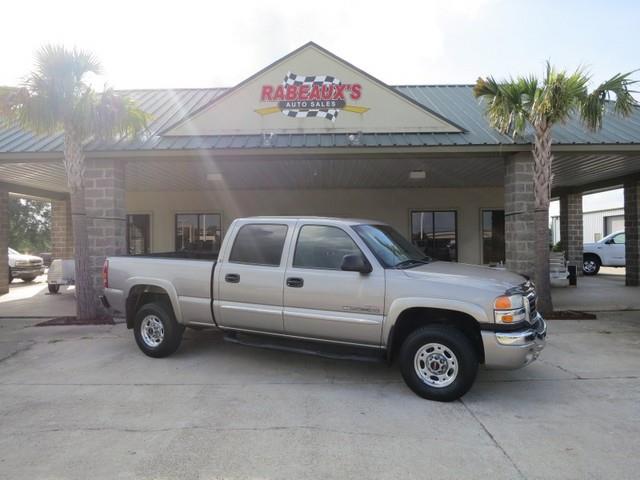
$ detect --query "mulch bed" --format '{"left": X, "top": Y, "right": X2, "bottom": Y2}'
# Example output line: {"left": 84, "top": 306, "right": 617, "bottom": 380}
{"left": 35, "top": 315, "right": 115, "bottom": 326}
{"left": 545, "top": 310, "right": 597, "bottom": 320}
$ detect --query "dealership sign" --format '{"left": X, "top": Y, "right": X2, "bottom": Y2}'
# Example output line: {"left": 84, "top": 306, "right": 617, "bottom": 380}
{"left": 255, "top": 72, "right": 369, "bottom": 121}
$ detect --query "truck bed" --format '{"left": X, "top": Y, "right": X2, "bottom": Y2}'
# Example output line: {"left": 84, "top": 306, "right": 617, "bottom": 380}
{"left": 104, "top": 253, "right": 217, "bottom": 325}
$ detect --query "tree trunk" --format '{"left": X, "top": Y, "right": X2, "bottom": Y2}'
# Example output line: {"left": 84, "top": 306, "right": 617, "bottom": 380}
{"left": 63, "top": 132, "right": 97, "bottom": 321}
{"left": 532, "top": 125, "right": 554, "bottom": 315}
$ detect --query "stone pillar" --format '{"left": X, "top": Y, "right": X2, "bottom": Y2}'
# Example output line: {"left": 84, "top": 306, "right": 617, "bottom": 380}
{"left": 504, "top": 153, "right": 535, "bottom": 277}
{"left": 624, "top": 180, "right": 640, "bottom": 287}
{"left": 51, "top": 197, "right": 74, "bottom": 260}
{"left": 0, "top": 188, "right": 9, "bottom": 295}
{"left": 559, "top": 191, "right": 583, "bottom": 274}
{"left": 84, "top": 159, "right": 126, "bottom": 301}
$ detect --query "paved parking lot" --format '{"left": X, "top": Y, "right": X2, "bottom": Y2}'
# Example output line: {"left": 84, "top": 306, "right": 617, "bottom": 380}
{"left": 1, "top": 314, "right": 639, "bottom": 479}
{"left": 0, "top": 274, "right": 76, "bottom": 318}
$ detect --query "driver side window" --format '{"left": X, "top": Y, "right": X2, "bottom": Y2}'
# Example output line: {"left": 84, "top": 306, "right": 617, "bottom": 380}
{"left": 293, "top": 225, "right": 362, "bottom": 270}
{"left": 612, "top": 233, "right": 625, "bottom": 245}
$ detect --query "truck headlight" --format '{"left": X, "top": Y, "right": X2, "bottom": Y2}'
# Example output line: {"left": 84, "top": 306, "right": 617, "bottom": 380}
{"left": 493, "top": 294, "right": 526, "bottom": 324}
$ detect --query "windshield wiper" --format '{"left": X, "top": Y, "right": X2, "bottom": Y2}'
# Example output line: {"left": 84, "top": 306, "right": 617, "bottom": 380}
{"left": 393, "top": 258, "right": 430, "bottom": 269}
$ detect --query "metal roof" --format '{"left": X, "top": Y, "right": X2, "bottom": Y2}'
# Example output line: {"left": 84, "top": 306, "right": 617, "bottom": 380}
{"left": 1, "top": 85, "right": 640, "bottom": 155}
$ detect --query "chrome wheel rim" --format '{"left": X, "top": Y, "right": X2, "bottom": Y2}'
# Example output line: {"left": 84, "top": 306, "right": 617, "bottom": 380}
{"left": 414, "top": 343, "right": 458, "bottom": 388}
{"left": 141, "top": 315, "right": 164, "bottom": 348}
{"left": 583, "top": 260, "right": 597, "bottom": 273}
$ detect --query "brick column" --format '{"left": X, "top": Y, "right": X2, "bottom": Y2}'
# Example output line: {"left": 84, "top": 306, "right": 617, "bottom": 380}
{"left": 624, "top": 180, "right": 640, "bottom": 287}
{"left": 51, "top": 197, "right": 74, "bottom": 260}
{"left": 84, "top": 159, "right": 126, "bottom": 302}
{"left": 559, "top": 191, "right": 583, "bottom": 274}
{"left": 0, "top": 188, "right": 9, "bottom": 295}
{"left": 504, "top": 153, "right": 535, "bottom": 277}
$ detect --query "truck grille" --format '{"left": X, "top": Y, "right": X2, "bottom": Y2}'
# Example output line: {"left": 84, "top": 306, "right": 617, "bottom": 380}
{"left": 522, "top": 281, "right": 537, "bottom": 321}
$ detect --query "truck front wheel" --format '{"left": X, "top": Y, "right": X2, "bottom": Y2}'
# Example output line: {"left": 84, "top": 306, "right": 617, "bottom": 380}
{"left": 399, "top": 325, "right": 478, "bottom": 402}
{"left": 133, "top": 302, "right": 184, "bottom": 358}
{"left": 582, "top": 255, "right": 601, "bottom": 275}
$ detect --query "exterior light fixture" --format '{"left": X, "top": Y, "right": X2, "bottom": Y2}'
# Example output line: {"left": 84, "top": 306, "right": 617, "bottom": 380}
{"left": 348, "top": 131, "right": 363, "bottom": 146}
{"left": 409, "top": 170, "right": 426, "bottom": 180}
{"left": 263, "top": 132, "right": 275, "bottom": 146}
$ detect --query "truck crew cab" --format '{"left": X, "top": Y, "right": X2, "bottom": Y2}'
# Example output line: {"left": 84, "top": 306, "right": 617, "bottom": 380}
{"left": 102, "top": 217, "right": 546, "bottom": 402}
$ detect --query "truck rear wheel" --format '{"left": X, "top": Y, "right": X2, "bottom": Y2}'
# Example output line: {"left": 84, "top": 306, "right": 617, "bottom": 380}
{"left": 399, "top": 325, "right": 478, "bottom": 402}
{"left": 133, "top": 302, "right": 184, "bottom": 358}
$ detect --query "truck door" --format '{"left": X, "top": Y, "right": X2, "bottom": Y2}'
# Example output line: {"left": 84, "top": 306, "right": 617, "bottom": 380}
{"left": 283, "top": 223, "right": 385, "bottom": 346}
{"left": 216, "top": 221, "right": 295, "bottom": 333}
{"left": 609, "top": 232, "right": 626, "bottom": 266}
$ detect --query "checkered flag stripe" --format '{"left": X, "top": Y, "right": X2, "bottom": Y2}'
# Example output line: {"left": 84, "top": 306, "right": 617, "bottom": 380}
{"left": 284, "top": 109, "right": 337, "bottom": 121}
{"left": 284, "top": 72, "right": 341, "bottom": 86}
{"left": 281, "top": 71, "right": 341, "bottom": 121}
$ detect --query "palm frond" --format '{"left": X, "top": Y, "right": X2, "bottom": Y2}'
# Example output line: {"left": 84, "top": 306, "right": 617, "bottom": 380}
{"left": 474, "top": 76, "right": 532, "bottom": 137}
{"left": 581, "top": 71, "right": 639, "bottom": 130}
{"left": 93, "top": 88, "right": 150, "bottom": 141}
{"left": 535, "top": 63, "right": 590, "bottom": 125}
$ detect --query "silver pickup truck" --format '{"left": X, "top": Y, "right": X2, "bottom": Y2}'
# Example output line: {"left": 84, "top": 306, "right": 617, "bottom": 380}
{"left": 102, "top": 217, "right": 546, "bottom": 401}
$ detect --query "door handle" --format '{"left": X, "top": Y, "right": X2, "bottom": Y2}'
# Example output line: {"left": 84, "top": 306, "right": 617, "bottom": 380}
{"left": 286, "top": 277, "right": 304, "bottom": 288}
{"left": 225, "top": 273, "right": 240, "bottom": 283}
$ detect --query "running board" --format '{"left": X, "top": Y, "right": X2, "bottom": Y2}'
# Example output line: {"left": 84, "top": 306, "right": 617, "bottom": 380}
{"left": 223, "top": 332, "right": 384, "bottom": 363}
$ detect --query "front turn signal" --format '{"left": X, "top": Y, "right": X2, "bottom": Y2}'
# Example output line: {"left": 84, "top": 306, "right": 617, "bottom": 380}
{"left": 494, "top": 296, "right": 512, "bottom": 309}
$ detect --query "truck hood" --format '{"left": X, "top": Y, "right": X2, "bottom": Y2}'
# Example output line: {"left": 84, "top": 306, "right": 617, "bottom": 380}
{"left": 402, "top": 261, "right": 526, "bottom": 293}
{"left": 8, "top": 252, "right": 43, "bottom": 264}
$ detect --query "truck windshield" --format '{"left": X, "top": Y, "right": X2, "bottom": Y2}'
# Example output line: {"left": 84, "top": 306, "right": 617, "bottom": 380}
{"left": 353, "top": 224, "right": 430, "bottom": 269}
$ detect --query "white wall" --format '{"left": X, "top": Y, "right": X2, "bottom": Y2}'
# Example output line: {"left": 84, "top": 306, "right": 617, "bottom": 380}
{"left": 126, "top": 186, "right": 504, "bottom": 265}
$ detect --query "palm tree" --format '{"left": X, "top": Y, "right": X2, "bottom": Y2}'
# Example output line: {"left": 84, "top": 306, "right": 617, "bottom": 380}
{"left": 474, "top": 63, "right": 637, "bottom": 314}
{"left": 0, "top": 45, "right": 147, "bottom": 321}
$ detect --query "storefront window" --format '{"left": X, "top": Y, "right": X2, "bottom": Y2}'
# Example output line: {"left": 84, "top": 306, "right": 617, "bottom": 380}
{"left": 175, "top": 213, "right": 222, "bottom": 253}
{"left": 411, "top": 210, "right": 457, "bottom": 261}
{"left": 127, "top": 214, "right": 150, "bottom": 255}
{"left": 482, "top": 209, "right": 505, "bottom": 265}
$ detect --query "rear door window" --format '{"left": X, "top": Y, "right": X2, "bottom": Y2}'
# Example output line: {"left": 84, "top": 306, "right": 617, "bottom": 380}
{"left": 229, "top": 224, "right": 288, "bottom": 266}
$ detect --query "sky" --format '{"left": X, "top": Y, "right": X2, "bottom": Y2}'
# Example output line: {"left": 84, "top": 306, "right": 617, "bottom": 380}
{"left": 1, "top": 0, "right": 639, "bottom": 90}
{"left": 549, "top": 189, "right": 624, "bottom": 218}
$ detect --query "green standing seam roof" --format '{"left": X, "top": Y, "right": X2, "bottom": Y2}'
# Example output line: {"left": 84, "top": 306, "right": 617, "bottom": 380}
{"left": 1, "top": 85, "right": 640, "bottom": 154}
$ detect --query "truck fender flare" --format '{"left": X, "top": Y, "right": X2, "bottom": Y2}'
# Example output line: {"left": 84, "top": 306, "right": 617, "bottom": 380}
{"left": 383, "top": 297, "right": 488, "bottom": 347}
{"left": 124, "top": 277, "right": 184, "bottom": 324}
{"left": 583, "top": 252, "right": 601, "bottom": 262}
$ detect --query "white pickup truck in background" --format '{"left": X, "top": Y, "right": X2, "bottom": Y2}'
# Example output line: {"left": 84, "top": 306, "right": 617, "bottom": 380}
{"left": 102, "top": 217, "right": 546, "bottom": 402}
{"left": 583, "top": 231, "right": 625, "bottom": 275}
{"left": 8, "top": 248, "right": 45, "bottom": 283}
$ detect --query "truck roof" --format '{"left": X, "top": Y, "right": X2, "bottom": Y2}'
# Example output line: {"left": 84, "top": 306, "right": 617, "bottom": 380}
{"left": 236, "top": 216, "right": 388, "bottom": 226}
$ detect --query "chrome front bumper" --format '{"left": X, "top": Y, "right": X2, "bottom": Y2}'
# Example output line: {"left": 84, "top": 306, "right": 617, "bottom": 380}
{"left": 482, "top": 315, "right": 547, "bottom": 369}
{"left": 11, "top": 267, "right": 45, "bottom": 278}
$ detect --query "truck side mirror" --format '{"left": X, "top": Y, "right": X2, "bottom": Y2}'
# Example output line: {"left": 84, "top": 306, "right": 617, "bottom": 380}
{"left": 341, "top": 254, "right": 372, "bottom": 274}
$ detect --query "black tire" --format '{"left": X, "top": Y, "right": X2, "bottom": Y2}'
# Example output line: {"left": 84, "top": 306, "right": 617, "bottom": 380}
{"left": 582, "top": 255, "right": 601, "bottom": 275}
{"left": 133, "top": 302, "right": 184, "bottom": 358}
{"left": 48, "top": 283, "right": 60, "bottom": 294}
{"left": 399, "top": 325, "right": 478, "bottom": 402}
{"left": 21, "top": 276, "right": 36, "bottom": 283}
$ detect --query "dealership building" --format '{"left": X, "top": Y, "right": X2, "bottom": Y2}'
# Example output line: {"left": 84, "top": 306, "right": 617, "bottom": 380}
{"left": 1, "top": 42, "right": 640, "bottom": 299}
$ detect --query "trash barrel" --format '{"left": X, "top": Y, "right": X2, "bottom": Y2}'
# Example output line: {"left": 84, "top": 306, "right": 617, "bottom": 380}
{"left": 568, "top": 264, "right": 577, "bottom": 286}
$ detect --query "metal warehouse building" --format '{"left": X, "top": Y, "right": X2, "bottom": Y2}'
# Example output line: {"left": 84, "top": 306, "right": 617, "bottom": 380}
{"left": 1, "top": 42, "right": 640, "bottom": 301}
{"left": 552, "top": 207, "right": 625, "bottom": 245}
